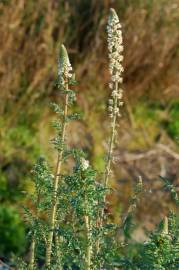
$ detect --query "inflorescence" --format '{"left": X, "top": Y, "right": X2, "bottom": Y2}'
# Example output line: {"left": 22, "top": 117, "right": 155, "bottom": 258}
{"left": 107, "top": 8, "right": 124, "bottom": 118}
{"left": 58, "top": 44, "right": 73, "bottom": 86}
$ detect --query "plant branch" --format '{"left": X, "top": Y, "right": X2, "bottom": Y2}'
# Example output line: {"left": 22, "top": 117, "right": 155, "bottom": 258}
{"left": 45, "top": 85, "right": 69, "bottom": 267}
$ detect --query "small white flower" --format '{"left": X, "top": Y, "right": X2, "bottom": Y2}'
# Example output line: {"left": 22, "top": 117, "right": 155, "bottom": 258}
{"left": 80, "top": 158, "right": 89, "bottom": 171}
{"left": 117, "top": 92, "right": 123, "bottom": 99}
{"left": 108, "top": 99, "right": 113, "bottom": 105}
{"left": 114, "top": 107, "right": 119, "bottom": 114}
{"left": 112, "top": 90, "right": 118, "bottom": 97}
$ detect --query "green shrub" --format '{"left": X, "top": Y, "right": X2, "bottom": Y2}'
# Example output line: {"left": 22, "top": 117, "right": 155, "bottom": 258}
{"left": 0, "top": 205, "right": 26, "bottom": 257}
{"left": 167, "top": 102, "right": 179, "bottom": 140}
{"left": 122, "top": 214, "right": 179, "bottom": 270}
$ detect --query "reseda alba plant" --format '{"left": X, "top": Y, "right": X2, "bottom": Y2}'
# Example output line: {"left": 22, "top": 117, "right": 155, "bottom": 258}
{"left": 45, "top": 44, "right": 73, "bottom": 267}
{"left": 21, "top": 9, "right": 123, "bottom": 269}
{"left": 105, "top": 8, "right": 124, "bottom": 188}
{"left": 18, "top": 8, "right": 179, "bottom": 270}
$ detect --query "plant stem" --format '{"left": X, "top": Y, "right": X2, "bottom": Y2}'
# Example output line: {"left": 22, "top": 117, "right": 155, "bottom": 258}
{"left": 84, "top": 215, "right": 92, "bottom": 270}
{"left": 96, "top": 81, "right": 119, "bottom": 255}
{"left": 55, "top": 233, "right": 63, "bottom": 270}
{"left": 102, "top": 81, "right": 119, "bottom": 221}
{"left": 29, "top": 235, "right": 35, "bottom": 270}
{"left": 104, "top": 81, "right": 118, "bottom": 189}
{"left": 45, "top": 85, "right": 69, "bottom": 267}
{"left": 163, "top": 216, "right": 169, "bottom": 235}
{"left": 29, "top": 191, "right": 41, "bottom": 270}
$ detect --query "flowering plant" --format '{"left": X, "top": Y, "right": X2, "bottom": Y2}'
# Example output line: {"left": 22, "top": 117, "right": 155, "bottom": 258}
{"left": 16, "top": 8, "right": 179, "bottom": 270}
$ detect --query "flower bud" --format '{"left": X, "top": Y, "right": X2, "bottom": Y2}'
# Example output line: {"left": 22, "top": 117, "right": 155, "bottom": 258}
{"left": 58, "top": 44, "right": 72, "bottom": 86}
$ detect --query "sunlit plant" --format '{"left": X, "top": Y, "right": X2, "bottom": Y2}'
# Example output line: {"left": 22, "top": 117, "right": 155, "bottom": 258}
{"left": 16, "top": 8, "right": 179, "bottom": 270}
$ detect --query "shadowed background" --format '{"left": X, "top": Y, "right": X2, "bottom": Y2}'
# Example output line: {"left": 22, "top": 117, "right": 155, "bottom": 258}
{"left": 0, "top": 0, "right": 179, "bottom": 259}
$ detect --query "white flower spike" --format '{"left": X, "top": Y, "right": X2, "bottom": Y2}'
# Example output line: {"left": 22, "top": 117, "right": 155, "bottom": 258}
{"left": 107, "top": 8, "right": 124, "bottom": 118}
{"left": 58, "top": 44, "right": 72, "bottom": 86}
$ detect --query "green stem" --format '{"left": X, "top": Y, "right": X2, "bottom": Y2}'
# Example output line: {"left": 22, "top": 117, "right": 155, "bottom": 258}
{"left": 29, "top": 235, "right": 35, "bottom": 270}
{"left": 28, "top": 191, "right": 41, "bottom": 270}
{"left": 104, "top": 81, "right": 118, "bottom": 189}
{"left": 96, "top": 81, "right": 119, "bottom": 254}
{"left": 55, "top": 233, "right": 63, "bottom": 270}
{"left": 162, "top": 216, "right": 169, "bottom": 235}
{"left": 84, "top": 215, "right": 92, "bottom": 270}
{"left": 45, "top": 85, "right": 69, "bottom": 267}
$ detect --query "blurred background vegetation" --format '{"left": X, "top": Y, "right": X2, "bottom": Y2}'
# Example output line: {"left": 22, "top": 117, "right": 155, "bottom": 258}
{"left": 0, "top": 0, "right": 179, "bottom": 260}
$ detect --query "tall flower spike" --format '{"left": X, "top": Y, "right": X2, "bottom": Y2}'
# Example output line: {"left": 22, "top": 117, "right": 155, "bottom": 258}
{"left": 103, "top": 9, "right": 124, "bottom": 189}
{"left": 58, "top": 44, "right": 72, "bottom": 86}
{"left": 46, "top": 45, "right": 72, "bottom": 267}
{"left": 100, "top": 9, "right": 124, "bottom": 244}
{"left": 107, "top": 8, "right": 124, "bottom": 118}
{"left": 98, "top": 9, "right": 124, "bottom": 248}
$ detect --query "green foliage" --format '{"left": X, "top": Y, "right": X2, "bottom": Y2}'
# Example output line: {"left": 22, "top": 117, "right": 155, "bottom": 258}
{"left": 121, "top": 213, "right": 179, "bottom": 270}
{"left": 118, "top": 179, "right": 179, "bottom": 270}
{"left": 0, "top": 205, "right": 26, "bottom": 257}
{"left": 0, "top": 109, "right": 40, "bottom": 161}
{"left": 133, "top": 100, "right": 165, "bottom": 130}
{"left": 132, "top": 99, "right": 179, "bottom": 147}
{"left": 56, "top": 153, "right": 106, "bottom": 268}
{"left": 160, "top": 176, "right": 179, "bottom": 206}
{"left": 167, "top": 101, "right": 179, "bottom": 140}
{"left": 0, "top": 108, "right": 41, "bottom": 204}
{"left": 122, "top": 177, "right": 143, "bottom": 241}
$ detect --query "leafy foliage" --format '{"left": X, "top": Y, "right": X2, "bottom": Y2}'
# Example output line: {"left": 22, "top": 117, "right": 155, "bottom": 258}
{"left": 0, "top": 206, "right": 26, "bottom": 257}
{"left": 121, "top": 213, "right": 179, "bottom": 270}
